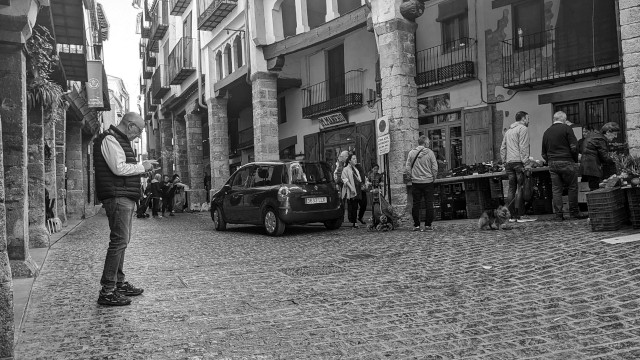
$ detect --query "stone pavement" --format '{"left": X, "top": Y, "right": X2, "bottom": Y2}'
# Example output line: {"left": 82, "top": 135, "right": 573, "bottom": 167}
{"left": 12, "top": 211, "right": 640, "bottom": 359}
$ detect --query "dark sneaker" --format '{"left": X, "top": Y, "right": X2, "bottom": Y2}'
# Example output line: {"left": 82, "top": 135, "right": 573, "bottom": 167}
{"left": 358, "top": 218, "right": 366, "bottom": 225}
{"left": 422, "top": 226, "right": 434, "bottom": 232}
{"left": 117, "top": 282, "right": 144, "bottom": 296}
{"left": 98, "top": 290, "right": 131, "bottom": 306}
{"left": 413, "top": 226, "right": 421, "bottom": 232}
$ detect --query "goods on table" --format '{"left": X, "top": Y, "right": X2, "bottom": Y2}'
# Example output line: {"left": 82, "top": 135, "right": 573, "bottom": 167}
{"left": 586, "top": 188, "right": 627, "bottom": 231}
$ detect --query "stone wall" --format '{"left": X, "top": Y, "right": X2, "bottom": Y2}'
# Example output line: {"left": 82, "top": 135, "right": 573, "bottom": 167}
{"left": 251, "top": 72, "right": 280, "bottom": 162}
{"left": 65, "top": 121, "right": 85, "bottom": 219}
{"left": 27, "top": 107, "right": 49, "bottom": 248}
{"left": 207, "top": 97, "right": 230, "bottom": 193}
{"left": 173, "top": 116, "right": 189, "bottom": 184}
{"left": 621, "top": 0, "right": 640, "bottom": 155}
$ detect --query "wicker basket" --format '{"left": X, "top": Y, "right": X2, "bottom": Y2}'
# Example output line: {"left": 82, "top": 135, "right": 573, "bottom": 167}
{"left": 626, "top": 187, "right": 640, "bottom": 228}
{"left": 587, "top": 188, "right": 627, "bottom": 231}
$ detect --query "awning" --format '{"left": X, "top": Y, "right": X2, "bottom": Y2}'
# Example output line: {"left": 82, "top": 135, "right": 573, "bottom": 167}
{"left": 96, "top": 3, "right": 109, "bottom": 41}
{"left": 51, "top": 0, "right": 85, "bottom": 45}
{"left": 279, "top": 136, "right": 297, "bottom": 151}
{"left": 436, "top": 0, "right": 468, "bottom": 22}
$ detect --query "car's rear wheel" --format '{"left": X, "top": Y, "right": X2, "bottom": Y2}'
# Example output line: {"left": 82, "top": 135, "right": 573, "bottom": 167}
{"left": 264, "top": 207, "right": 285, "bottom": 236}
{"left": 212, "top": 206, "right": 227, "bottom": 231}
{"left": 324, "top": 217, "right": 343, "bottom": 230}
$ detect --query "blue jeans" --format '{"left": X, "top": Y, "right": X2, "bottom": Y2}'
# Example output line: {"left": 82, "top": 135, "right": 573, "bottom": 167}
{"left": 412, "top": 182, "right": 435, "bottom": 227}
{"left": 549, "top": 161, "right": 579, "bottom": 217}
{"left": 100, "top": 197, "right": 136, "bottom": 291}
{"left": 505, "top": 162, "right": 525, "bottom": 218}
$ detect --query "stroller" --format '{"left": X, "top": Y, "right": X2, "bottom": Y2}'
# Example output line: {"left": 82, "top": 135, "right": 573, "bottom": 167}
{"left": 136, "top": 194, "right": 151, "bottom": 218}
{"left": 368, "top": 188, "right": 397, "bottom": 231}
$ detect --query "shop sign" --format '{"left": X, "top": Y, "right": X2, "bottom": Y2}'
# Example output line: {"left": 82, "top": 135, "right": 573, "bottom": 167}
{"left": 318, "top": 112, "right": 348, "bottom": 130}
{"left": 377, "top": 134, "right": 390, "bottom": 156}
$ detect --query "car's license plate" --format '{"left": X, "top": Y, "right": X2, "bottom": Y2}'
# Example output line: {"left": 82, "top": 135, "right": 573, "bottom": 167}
{"left": 305, "top": 197, "right": 327, "bottom": 204}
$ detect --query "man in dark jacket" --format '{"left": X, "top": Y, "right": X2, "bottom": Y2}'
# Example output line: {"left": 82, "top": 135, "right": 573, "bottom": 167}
{"left": 580, "top": 122, "right": 620, "bottom": 190}
{"left": 541, "top": 111, "right": 587, "bottom": 221}
{"left": 94, "top": 112, "right": 158, "bottom": 306}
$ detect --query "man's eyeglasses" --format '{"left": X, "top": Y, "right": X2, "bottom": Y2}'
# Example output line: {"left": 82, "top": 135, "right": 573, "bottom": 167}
{"left": 129, "top": 123, "right": 143, "bottom": 136}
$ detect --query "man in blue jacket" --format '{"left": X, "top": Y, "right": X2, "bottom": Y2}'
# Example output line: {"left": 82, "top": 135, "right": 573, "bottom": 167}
{"left": 94, "top": 112, "right": 158, "bottom": 306}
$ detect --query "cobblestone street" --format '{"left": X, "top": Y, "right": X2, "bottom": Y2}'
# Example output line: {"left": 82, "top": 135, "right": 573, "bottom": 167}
{"left": 12, "top": 211, "right": 640, "bottom": 359}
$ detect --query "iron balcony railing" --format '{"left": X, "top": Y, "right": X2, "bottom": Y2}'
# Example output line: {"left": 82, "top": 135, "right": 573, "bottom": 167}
{"left": 150, "top": 0, "right": 169, "bottom": 41}
{"left": 302, "top": 70, "right": 364, "bottom": 118}
{"left": 170, "top": 0, "right": 189, "bottom": 15}
{"left": 416, "top": 37, "right": 476, "bottom": 88}
{"left": 168, "top": 37, "right": 196, "bottom": 85}
{"left": 237, "top": 127, "right": 254, "bottom": 149}
{"left": 501, "top": 28, "right": 620, "bottom": 89}
{"left": 151, "top": 65, "right": 171, "bottom": 99}
{"left": 197, "top": 0, "right": 238, "bottom": 31}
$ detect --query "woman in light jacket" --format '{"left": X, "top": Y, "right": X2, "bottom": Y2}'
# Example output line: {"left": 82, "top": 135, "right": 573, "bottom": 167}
{"left": 341, "top": 153, "right": 363, "bottom": 228}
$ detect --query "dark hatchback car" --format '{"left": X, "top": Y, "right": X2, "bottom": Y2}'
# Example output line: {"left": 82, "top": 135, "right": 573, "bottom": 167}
{"left": 210, "top": 160, "right": 344, "bottom": 236}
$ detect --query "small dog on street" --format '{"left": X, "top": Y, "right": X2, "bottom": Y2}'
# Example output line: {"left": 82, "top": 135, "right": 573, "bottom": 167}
{"left": 478, "top": 205, "right": 511, "bottom": 230}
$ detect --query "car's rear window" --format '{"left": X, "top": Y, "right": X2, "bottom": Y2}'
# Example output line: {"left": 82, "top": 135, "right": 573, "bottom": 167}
{"left": 250, "top": 165, "right": 283, "bottom": 187}
{"left": 286, "top": 162, "right": 333, "bottom": 184}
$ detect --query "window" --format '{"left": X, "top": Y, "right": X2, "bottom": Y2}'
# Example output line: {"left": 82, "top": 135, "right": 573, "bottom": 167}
{"left": 224, "top": 44, "right": 232, "bottom": 75}
{"left": 513, "top": 0, "right": 544, "bottom": 50}
{"left": 231, "top": 167, "right": 252, "bottom": 188}
{"left": 234, "top": 35, "right": 243, "bottom": 67}
{"left": 250, "top": 165, "right": 283, "bottom": 187}
{"left": 441, "top": 14, "right": 468, "bottom": 52}
{"left": 278, "top": 96, "right": 287, "bottom": 124}
{"left": 553, "top": 95, "right": 625, "bottom": 152}
{"left": 419, "top": 111, "right": 463, "bottom": 170}
{"left": 215, "top": 51, "right": 223, "bottom": 80}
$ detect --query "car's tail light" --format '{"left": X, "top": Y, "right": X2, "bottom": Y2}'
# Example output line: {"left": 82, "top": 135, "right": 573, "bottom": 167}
{"left": 278, "top": 186, "right": 290, "bottom": 202}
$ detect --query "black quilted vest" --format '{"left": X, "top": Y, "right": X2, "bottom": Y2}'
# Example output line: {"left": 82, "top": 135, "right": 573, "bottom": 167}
{"left": 93, "top": 126, "right": 141, "bottom": 202}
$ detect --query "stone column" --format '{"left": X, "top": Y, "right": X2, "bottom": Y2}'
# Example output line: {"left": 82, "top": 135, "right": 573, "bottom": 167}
{"left": 0, "top": 44, "right": 38, "bottom": 278}
{"left": 251, "top": 72, "right": 280, "bottom": 161}
{"left": 0, "top": 113, "right": 15, "bottom": 359}
{"left": 207, "top": 96, "right": 230, "bottom": 194}
{"left": 295, "top": 0, "right": 310, "bottom": 34}
{"left": 27, "top": 106, "right": 50, "bottom": 248}
{"left": 173, "top": 115, "right": 189, "bottom": 185}
{"left": 621, "top": 0, "right": 640, "bottom": 155}
{"left": 65, "top": 121, "right": 85, "bottom": 219}
{"left": 154, "top": 124, "right": 162, "bottom": 162}
{"left": 55, "top": 109, "right": 67, "bottom": 225}
{"left": 160, "top": 117, "right": 174, "bottom": 175}
{"left": 373, "top": 8, "right": 419, "bottom": 210}
{"left": 185, "top": 112, "right": 206, "bottom": 206}
{"left": 44, "top": 107, "right": 59, "bottom": 220}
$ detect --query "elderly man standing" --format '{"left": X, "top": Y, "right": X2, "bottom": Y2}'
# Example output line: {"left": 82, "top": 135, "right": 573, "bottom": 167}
{"left": 500, "top": 111, "right": 536, "bottom": 223}
{"left": 94, "top": 112, "right": 158, "bottom": 306}
{"left": 542, "top": 111, "right": 587, "bottom": 221}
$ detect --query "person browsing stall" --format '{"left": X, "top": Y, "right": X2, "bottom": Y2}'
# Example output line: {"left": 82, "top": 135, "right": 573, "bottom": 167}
{"left": 94, "top": 112, "right": 158, "bottom": 306}
{"left": 405, "top": 135, "right": 438, "bottom": 232}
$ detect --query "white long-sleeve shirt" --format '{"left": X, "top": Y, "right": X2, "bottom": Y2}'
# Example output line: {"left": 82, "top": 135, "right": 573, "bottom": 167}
{"left": 101, "top": 135, "right": 145, "bottom": 176}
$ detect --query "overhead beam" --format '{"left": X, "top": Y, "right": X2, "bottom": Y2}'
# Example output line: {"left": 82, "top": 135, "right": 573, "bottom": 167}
{"left": 262, "top": 5, "right": 368, "bottom": 60}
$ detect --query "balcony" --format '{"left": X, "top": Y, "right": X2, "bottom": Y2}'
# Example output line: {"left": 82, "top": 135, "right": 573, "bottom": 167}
{"left": 170, "top": 0, "right": 189, "bottom": 15}
{"left": 151, "top": 65, "right": 171, "bottom": 99}
{"left": 237, "top": 127, "right": 254, "bottom": 149}
{"left": 501, "top": 28, "right": 619, "bottom": 89}
{"left": 150, "top": 0, "right": 169, "bottom": 41}
{"left": 146, "top": 91, "right": 158, "bottom": 111}
{"left": 416, "top": 38, "right": 476, "bottom": 89}
{"left": 197, "top": 0, "right": 238, "bottom": 31}
{"left": 142, "top": 52, "right": 156, "bottom": 79}
{"left": 301, "top": 70, "right": 364, "bottom": 119}
{"left": 168, "top": 37, "right": 196, "bottom": 85}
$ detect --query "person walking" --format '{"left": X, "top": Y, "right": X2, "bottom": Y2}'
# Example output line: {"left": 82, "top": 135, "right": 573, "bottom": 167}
{"left": 542, "top": 111, "right": 588, "bottom": 221}
{"left": 405, "top": 135, "right": 438, "bottom": 232}
{"left": 580, "top": 122, "right": 620, "bottom": 191}
{"left": 161, "top": 175, "right": 173, "bottom": 216}
{"left": 148, "top": 173, "right": 163, "bottom": 218}
{"left": 500, "top": 111, "right": 536, "bottom": 222}
{"left": 341, "top": 154, "right": 364, "bottom": 228}
{"left": 93, "top": 112, "right": 158, "bottom": 306}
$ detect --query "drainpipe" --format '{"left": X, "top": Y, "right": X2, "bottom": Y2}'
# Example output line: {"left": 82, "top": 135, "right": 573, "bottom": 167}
{"left": 244, "top": 0, "right": 251, "bottom": 85}
{"left": 195, "top": 0, "right": 207, "bottom": 108}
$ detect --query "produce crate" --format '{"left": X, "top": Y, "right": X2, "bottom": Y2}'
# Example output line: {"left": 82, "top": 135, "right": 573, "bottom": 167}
{"left": 532, "top": 198, "right": 552, "bottom": 215}
{"left": 587, "top": 188, "right": 627, "bottom": 231}
{"left": 626, "top": 187, "right": 640, "bottom": 228}
{"left": 466, "top": 204, "right": 484, "bottom": 219}
{"left": 489, "top": 178, "right": 503, "bottom": 199}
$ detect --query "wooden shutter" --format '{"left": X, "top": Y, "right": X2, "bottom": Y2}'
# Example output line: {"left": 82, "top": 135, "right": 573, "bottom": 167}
{"left": 356, "top": 120, "right": 376, "bottom": 171}
{"left": 463, "top": 107, "right": 493, "bottom": 164}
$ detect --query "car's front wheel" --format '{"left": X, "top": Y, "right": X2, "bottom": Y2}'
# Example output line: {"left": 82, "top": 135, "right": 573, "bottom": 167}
{"left": 212, "top": 206, "right": 227, "bottom": 231}
{"left": 263, "top": 207, "right": 285, "bottom": 236}
{"left": 324, "top": 217, "right": 343, "bottom": 230}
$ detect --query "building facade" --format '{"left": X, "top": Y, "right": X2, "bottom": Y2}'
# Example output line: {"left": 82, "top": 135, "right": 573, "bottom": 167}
{"left": 137, "top": 0, "right": 638, "bottom": 212}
